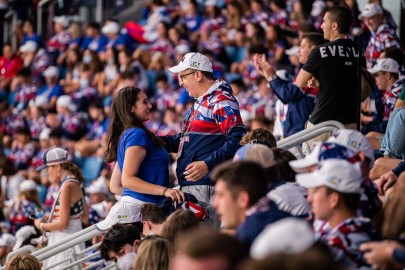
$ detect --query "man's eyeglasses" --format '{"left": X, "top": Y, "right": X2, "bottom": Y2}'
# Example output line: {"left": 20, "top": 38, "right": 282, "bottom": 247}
{"left": 178, "top": 71, "right": 197, "bottom": 82}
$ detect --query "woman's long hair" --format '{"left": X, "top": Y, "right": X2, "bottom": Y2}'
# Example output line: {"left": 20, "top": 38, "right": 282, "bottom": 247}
{"left": 59, "top": 162, "right": 84, "bottom": 184}
{"left": 104, "top": 86, "right": 165, "bottom": 163}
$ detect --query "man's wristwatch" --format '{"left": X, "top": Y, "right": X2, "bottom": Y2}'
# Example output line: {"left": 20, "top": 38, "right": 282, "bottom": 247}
{"left": 268, "top": 74, "right": 278, "bottom": 82}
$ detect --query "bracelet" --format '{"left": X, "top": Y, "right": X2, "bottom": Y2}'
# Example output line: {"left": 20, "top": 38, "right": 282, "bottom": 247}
{"left": 40, "top": 222, "right": 45, "bottom": 232}
{"left": 162, "top": 187, "right": 169, "bottom": 196}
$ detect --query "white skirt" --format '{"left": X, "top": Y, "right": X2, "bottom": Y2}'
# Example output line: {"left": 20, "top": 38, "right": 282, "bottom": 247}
{"left": 42, "top": 219, "right": 84, "bottom": 270}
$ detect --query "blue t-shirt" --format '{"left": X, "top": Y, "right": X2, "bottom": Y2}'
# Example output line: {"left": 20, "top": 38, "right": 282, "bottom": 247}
{"left": 118, "top": 128, "right": 169, "bottom": 203}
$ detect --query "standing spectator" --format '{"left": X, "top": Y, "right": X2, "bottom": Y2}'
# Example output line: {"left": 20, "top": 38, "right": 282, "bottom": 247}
{"left": 163, "top": 52, "right": 245, "bottom": 226}
{"left": 33, "top": 148, "right": 87, "bottom": 270}
{"left": 295, "top": 6, "right": 360, "bottom": 150}
{"left": 254, "top": 32, "right": 325, "bottom": 137}
{"left": 358, "top": 3, "right": 400, "bottom": 68}
{"left": 101, "top": 86, "right": 184, "bottom": 230}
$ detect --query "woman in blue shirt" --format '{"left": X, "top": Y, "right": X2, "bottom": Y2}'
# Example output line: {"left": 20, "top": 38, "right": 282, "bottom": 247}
{"left": 100, "top": 86, "right": 184, "bottom": 230}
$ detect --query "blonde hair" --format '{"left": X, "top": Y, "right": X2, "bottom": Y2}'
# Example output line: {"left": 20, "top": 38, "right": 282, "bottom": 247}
{"left": 133, "top": 236, "right": 174, "bottom": 270}
{"left": 5, "top": 253, "right": 41, "bottom": 270}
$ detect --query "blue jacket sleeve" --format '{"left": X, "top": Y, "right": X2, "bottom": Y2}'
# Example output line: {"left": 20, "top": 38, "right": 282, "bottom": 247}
{"left": 392, "top": 160, "right": 405, "bottom": 176}
{"left": 162, "top": 134, "right": 181, "bottom": 154}
{"left": 393, "top": 248, "right": 405, "bottom": 264}
{"left": 270, "top": 78, "right": 307, "bottom": 104}
{"left": 203, "top": 125, "right": 245, "bottom": 170}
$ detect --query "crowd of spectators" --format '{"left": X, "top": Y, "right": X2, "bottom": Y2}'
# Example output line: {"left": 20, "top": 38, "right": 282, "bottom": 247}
{"left": 0, "top": 0, "right": 404, "bottom": 269}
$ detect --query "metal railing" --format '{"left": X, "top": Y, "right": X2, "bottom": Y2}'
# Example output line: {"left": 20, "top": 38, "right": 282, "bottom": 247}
{"left": 0, "top": 222, "right": 119, "bottom": 270}
{"left": 3, "top": 10, "right": 17, "bottom": 50}
{"left": 277, "top": 120, "right": 345, "bottom": 153}
{"left": 37, "top": 0, "right": 53, "bottom": 36}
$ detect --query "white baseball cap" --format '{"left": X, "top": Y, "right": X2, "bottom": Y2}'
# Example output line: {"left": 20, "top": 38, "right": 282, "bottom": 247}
{"left": 251, "top": 217, "right": 315, "bottom": 259}
{"left": 95, "top": 200, "right": 142, "bottom": 231}
{"left": 296, "top": 159, "right": 363, "bottom": 194}
{"left": 328, "top": 129, "right": 375, "bottom": 169}
{"left": 13, "top": 226, "right": 37, "bottom": 251}
{"left": 285, "top": 45, "right": 299, "bottom": 56}
{"left": 368, "top": 58, "right": 400, "bottom": 75}
{"left": 36, "top": 147, "right": 69, "bottom": 171}
{"left": 289, "top": 142, "right": 360, "bottom": 173}
{"left": 311, "top": 0, "right": 327, "bottom": 17}
{"left": 358, "top": 3, "right": 383, "bottom": 20}
{"left": 102, "top": 22, "right": 120, "bottom": 34}
{"left": 169, "top": 52, "right": 213, "bottom": 73}
{"left": 53, "top": 15, "right": 69, "bottom": 27}
{"left": 20, "top": 41, "right": 38, "bottom": 53}
{"left": 43, "top": 66, "right": 60, "bottom": 78}
{"left": 0, "top": 233, "right": 16, "bottom": 248}
{"left": 86, "top": 183, "right": 109, "bottom": 195}
{"left": 39, "top": 128, "right": 51, "bottom": 140}
{"left": 56, "top": 95, "right": 77, "bottom": 112}
{"left": 20, "top": 179, "right": 37, "bottom": 192}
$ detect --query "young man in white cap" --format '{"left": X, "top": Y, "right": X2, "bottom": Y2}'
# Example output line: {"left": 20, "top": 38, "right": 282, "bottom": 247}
{"left": 163, "top": 52, "right": 245, "bottom": 227}
{"left": 35, "top": 66, "right": 63, "bottom": 110}
{"left": 296, "top": 159, "right": 380, "bottom": 269}
{"left": 361, "top": 58, "right": 403, "bottom": 149}
{"left": 358, "top": 3, "right": 399, "bottom": 69}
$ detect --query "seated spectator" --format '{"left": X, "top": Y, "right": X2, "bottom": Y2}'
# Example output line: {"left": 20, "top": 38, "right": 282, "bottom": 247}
{"left": 171, "top": 231, "right": 247, "bottom": 270}
{"left": 0, "top": 43, "right": 23, "bottom": 99}
{"left": 97, "top": 46, "right": 120, "bottom": 98}
{"left": 9, "top": 127, "right": 36, "bottom": 171}
{"left": 211, "top": 160, "right": 290, "bottom": 247}
{"left": 81, "top": 22, "right": 108, "bottom": 58}
{"left": 19, "top": 41, "right": 50, "bottom": 79}
{"left": 140, "top": 203, "right": 166, "bottom": 236}
{"left": 250, "top": 116, "right": 274, "bottom": 133}
{"left": 0, "top": 234, "right": 16, "bottom": 266}
{"left": 375, "top": 159, "right": 404, "bottom": 196}
{"left": 234, "top": 144, "right": 310, "bottom": 218}
{"left": 239, "top": 128, "right": 277, "bottom": 149}
{"left": 296, "top": 159, "right": 380, "bottom": 269}
{"left": 0, "top": 103, "right": 26, "bottom": 147}
{"left": 0, "top": 156, "right": 25, "bottom": 209}
{"left": 103, "top": 20, "right": 136, "bottom": 53}
{"left": 358, "top": 3, "right": 399, "bottom": 68}
{"left": 161, "top": 209, "right": 199, "bottom": 245}
{"left": 4, "top": 253, "right": 41, "bottom": 270}
{"left": 72, "top": 100, "right": 108, "bottom": 157}
{"left": 59, "top": 47, "right": 82, "bottom": 93}
{"left": 10, "top": 68, "right": 37, "bottom": 111}
{"left": 25, "top": 105, "right": 47, "bottom": 141}
{"left": 9, "top": 180, "right": 42, "bottom": 234}
{"left": 380, "top": 107, "right": 405, "bottom": 159}
{"left": 86, "top": 177, "right": 110, "bottom": 223}
{"left": 99, "top": 223, "right": 141, "bottom": 269}
{"left": 35, "top": 66, "right": 64, "bottom": 111}
{"left": 133, "top": 235, "right": 174, "bottom": 270}
{"left": 46, "top": 16, "right": 71, "bottom": 61}
{"left": 361, "top": 58, "right": 403, "bottom": 149}
{"left": 21, "top": 20, "right": 43, "bottom": 48}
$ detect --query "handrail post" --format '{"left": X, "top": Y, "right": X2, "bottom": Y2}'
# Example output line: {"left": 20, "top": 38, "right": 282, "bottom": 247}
{"left": 96, "top": 0, "right": 103, "bottom": 23}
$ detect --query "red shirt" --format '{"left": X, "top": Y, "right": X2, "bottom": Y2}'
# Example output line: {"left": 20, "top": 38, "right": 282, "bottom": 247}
{"left": 0, "top": 55, "right": 23, "bottom": 79}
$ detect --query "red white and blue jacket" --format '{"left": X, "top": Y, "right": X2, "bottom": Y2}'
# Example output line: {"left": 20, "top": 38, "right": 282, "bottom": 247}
{"left": 163, "top": 80, "right": 245, "bottom": 186}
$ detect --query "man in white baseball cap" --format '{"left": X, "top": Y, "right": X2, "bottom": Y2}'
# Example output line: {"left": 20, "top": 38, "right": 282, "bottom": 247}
{"left": 358, "top": 3, "right": 399, "bottom": 68}
{"left": 163, "top": 52, "right": 245, "bottom": 226}
{"left": 296, "top": 159, "right": 379, "bottom": 269}
{"left": 0, "top": 233, "right": 16, "bottom": 266}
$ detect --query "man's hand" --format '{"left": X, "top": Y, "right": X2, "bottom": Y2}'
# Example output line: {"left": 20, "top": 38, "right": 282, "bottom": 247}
{"left": 307, "top": 76, "right": 319, "bottom": 88}
{"left": 378, "top": 171, "right": 398, "bottom": 195}
{"left": 184, "top": 161, "right": 209, "bottom": 182}
{"left": 360, "top": 240, "right": 403, "bottom": 269}
{"left": 253, "top": 54, "right": 276, "bottom": 81}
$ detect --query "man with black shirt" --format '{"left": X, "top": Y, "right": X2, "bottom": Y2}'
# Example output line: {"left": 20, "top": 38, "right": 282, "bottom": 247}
{"left": 295, "top": 6, "right": 359, "bottom": 150}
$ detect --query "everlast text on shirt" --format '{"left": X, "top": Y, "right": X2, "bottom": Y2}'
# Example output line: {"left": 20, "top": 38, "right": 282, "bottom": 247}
{"left": 319, "top": 45, "right": 359, "bottom": 59}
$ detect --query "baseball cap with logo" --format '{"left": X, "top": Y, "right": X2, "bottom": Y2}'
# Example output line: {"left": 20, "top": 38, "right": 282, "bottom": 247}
{"left": 169, "top": 52, "right": 213, "bottom": 73}
{"left": 233, "top": 143, "right": 276, "bottom": 168}
{"left": 358, "top": 3, "right": 383, "bottom": 20}
{"left": 368, "top": 58, "right": 400, "bottom": 75}
{"left": 36, "top": 147, "right": 69, "bottom": 171}
{"left": 251, "top": 217, "right": 315, "bottom": 259}
{"left": 328, "top": 129, "right": 375, "bottom": 169}
{"left": 289, "top": 142, "right": 360, "bottom": 173}
{"left": 296, "top": 159, "right": 363, "bottom": 194}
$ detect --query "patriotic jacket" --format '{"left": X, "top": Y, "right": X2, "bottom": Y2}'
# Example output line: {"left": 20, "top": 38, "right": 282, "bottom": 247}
{"left": 9, "top": 199, "right": 39, "bottom": 234}
{"left": 365, "top": 24, "right": 400, "bottom": 68}
{"left": 270, "top": 76, "right": 318, "bottom": 137}
{"left": 317, "top": 217, "right": 380, "bottom": 269}
{"left": 163, "top": 80, "right": 245, "bottom": 187}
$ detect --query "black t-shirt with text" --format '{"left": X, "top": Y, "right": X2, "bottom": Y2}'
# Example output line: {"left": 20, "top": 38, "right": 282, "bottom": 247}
{"left": 303, "top": 38, "right": 359, "bottom": 124}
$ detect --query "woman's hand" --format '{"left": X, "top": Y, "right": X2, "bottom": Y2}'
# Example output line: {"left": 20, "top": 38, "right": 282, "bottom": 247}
{"left": 34, "top": 217, "right": 46, "bottom": 231}
{"left": 163, "top": 188, "right": 185, "bottom": 203}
